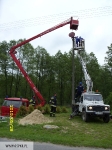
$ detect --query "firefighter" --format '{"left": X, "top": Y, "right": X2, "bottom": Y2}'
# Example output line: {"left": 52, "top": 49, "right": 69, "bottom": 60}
{"left": 49, "top": 93, "right": 57, "bottom": 117}
{"left": 29, "top": 96, "right": 35, "bottom": 106}
{"left": 75, "top": 82, "right": 84, "bottom": 100}
{"left": 69, "top": 82, "right": 84, "bottom": 119}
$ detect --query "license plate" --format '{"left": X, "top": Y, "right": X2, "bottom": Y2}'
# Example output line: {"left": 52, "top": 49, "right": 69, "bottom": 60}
{"left": 95, "top": 112, "right": 103, "bottom": 115}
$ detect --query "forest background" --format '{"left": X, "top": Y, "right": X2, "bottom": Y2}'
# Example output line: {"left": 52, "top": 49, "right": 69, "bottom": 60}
{"left": 0, "top": 40, "right": 112, "bottom": 108}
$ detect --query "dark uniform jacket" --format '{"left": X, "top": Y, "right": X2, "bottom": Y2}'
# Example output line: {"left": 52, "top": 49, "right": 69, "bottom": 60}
{"left": 50, "top": 96, "right": 57, "bottom": 107}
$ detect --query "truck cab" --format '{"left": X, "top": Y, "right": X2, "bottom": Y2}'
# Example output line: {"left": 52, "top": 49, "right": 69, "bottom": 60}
{"left": 0, "top": 97, "right": 29, "bottom": 117}
{"left": 78, "top": 92, "right": 110, "bottom": 123}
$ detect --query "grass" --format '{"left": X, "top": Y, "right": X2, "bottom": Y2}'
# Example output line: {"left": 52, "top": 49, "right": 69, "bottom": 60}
{"left": 0, "top": 108, "right": 112, "bottom": 149}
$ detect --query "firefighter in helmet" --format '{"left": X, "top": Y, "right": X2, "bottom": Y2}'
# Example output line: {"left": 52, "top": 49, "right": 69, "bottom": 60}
{"left": 29, "top": 96, "right": 35, "bottom": 106}
{"left": 49, "top": 93, "right": 57, "bottom": 117}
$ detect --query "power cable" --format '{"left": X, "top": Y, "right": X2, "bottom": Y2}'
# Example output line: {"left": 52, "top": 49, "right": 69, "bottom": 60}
{"left": 0, "top": 6, "right": 112, "bottom": 31}
{"left": 1, "top": 6, "right": 112, "bottom": 29}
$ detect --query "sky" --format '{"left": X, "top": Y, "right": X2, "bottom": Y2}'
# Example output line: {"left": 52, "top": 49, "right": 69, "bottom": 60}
{"left": 0, "top": 0, "right": 112, "bottom": 65}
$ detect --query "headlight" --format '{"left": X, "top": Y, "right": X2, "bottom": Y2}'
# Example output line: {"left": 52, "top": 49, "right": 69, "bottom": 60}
{"left": 105, "top": 106, "right": 109, "bottom": 110}
{"left": 88, "top": 106, "right": 93, "bottom": 110}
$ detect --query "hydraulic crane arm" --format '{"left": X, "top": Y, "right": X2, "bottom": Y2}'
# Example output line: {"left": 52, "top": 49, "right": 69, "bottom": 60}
{"left": 10, "top": 17, "right": 78, "bottom": 53}
{"left": 77, "top": 53, "right": 93, "bottom": 92}
{"left": 9, "top": 17, "right": 79, "bottom": 106}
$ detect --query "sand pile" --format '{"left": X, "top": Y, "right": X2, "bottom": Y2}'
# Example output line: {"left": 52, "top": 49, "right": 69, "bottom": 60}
{"left": 18, "top": 109, "right": 53, "bottom": 125}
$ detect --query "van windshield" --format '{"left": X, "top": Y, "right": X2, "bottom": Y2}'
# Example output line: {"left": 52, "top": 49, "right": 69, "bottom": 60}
{"left": 2, "top": 100, "right": 22, "bottom": 108}
{"left": 84, "top": 94, "right": 103, "bottom": 101}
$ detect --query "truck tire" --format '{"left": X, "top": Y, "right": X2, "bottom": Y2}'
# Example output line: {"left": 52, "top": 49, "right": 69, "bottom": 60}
{"left": 82, "top": 110, "right": 89, "bottom": 122}
{"left": 103, "top": 114, "right": 110, "bottom": 123}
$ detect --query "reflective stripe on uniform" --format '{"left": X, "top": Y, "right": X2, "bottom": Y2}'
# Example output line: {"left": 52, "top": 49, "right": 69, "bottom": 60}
{"left": 51, "top": 104, "right": 56, "bottom": 107}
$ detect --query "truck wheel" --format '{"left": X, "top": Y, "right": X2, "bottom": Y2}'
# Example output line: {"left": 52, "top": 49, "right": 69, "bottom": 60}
{"left": 103, "top": 114, "right": 110, "bottom": 123}
{"left": 82, "top": 111, "right": 89, "bottom": 122}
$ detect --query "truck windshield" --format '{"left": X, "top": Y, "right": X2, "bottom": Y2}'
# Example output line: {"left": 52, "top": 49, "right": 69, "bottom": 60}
{"left": 2, "top": 100, "right": 22, "bottom": 108}
{"left": 84, "top": 95, "right": 103, "bottom": 101}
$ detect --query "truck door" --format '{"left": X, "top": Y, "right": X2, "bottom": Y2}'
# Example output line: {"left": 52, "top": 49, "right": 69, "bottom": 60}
{"left": 79, "top": 96, "right": 83, "bottom": 112}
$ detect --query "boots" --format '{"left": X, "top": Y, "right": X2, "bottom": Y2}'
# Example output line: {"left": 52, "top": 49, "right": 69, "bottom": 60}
{"left": 69, "top": 115, "right": 73, "bottom": 119}
{"left": 50, "top": 113, "right": 52, "bottom": 117}
{"left": 53, "top": 114, "right": 55, "bottom": 117}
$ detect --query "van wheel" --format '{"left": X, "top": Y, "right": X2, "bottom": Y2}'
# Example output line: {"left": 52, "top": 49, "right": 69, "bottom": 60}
{"left": 82, "top": 110, "right": 89, "bottom": 122}
{"left": 103, "top": 114, "right": 110, "bottom": 123}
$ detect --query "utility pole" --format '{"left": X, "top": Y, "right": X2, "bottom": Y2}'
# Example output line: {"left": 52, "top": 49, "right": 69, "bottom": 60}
{"left": 69, "top": 32, "right": 75, "bottom": 105}
{"left": 72, "top": 37, "right": 75, "bottom": 104}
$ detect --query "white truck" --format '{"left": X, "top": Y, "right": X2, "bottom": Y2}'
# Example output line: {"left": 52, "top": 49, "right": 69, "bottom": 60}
{"left": 78, "top": 91, "right": 110, "bottom": 123}
{"left": 71, "top": 37, "right": 111, "bottom": 123}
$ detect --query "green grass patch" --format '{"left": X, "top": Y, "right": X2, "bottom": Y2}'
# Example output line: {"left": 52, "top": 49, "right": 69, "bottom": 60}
{"left": 0, "top": 108, "right": 112, "bottom": 149}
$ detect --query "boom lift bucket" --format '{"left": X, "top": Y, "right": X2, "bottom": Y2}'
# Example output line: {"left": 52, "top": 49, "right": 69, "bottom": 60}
{"left": 70, "top": 19, "right": 79, "bottom": 30}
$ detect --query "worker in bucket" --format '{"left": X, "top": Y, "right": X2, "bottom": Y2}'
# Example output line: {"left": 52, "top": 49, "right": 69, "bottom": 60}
{"left": 74, "top": 36, "right": 79, "bottom": 47}
{"left": 75, "top": 36, "right": 84, "bottom": 47}
{"left": 79, "top": 36, "right": 84, "bottom": 46}
{"left": 49, "top": 93, "right": 57, "bottom": 117}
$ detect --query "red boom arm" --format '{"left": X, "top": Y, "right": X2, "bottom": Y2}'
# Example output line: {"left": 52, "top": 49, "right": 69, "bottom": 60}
{"left": 9, "top": 17, "right": 79, "bottom": 106}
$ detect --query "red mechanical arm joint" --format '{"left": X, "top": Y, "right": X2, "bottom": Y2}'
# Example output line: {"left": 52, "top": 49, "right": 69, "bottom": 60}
{"left": 9, "top": 17, "right": 79, "bottom": 106}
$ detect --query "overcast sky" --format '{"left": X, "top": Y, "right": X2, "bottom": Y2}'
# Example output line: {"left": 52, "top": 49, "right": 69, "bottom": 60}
{"left": 0, "top": 0, "right": 112, "bottom": 65}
